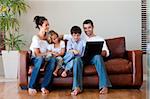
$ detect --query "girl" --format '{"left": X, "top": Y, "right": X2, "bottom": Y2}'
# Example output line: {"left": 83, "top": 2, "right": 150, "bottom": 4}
{"left": 47, "top": 30, "right": 65, "bottom": 76}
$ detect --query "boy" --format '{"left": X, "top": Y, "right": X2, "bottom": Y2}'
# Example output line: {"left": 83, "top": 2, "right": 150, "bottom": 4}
{"left": 61, "top": 26, "right": 85, "bottom": 77}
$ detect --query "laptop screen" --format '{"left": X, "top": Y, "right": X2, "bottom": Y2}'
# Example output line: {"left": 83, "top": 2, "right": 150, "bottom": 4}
{"left": 83, "top": 41, "right": 104, "bottom": 58}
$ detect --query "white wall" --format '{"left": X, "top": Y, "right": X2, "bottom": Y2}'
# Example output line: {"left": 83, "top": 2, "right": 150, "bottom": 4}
{"left": 19, "top": 0, "right": 141, "bottom": 50}
{"left": 0, "top": 56, "right": 4, "bottom": 76}
{"left": 0, "top": 0, "right": 142, "bottom": 76}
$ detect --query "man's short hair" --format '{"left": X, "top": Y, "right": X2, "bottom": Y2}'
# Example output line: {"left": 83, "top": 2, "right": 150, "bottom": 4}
{"left": 83, "top": 19, "right": 94, "bottom": 27}
{"left": 70, "top": 26, "right": 82, "bottom": 35}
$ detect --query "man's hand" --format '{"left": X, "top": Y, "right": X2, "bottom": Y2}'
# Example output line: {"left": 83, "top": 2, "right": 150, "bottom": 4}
{"left": 101, "top": 50, "right": 107, "bottom": 57}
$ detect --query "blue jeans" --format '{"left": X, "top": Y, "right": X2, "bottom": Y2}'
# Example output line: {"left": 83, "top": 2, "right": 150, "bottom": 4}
{"left": 72, "top": 57, "right": 83, "bottom": 91}
{"left": 90, "top": 55, "right": 112, "bottom": 89}
{"left": 29, "top": 56, "right": 56, "bottom": 90}
{"left": 73, "top": 54, "right": 111, "bottom": 91}
{"left": 63, "top": 52, "right": 75, "bottom": 71}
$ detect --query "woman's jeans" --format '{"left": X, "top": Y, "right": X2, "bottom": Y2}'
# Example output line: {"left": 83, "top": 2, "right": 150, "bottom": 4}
{"left": 29, "top": 56, "right": 56, "bottom": 90}
{"left": 72, "top": 54, "right": 111, "bottom": 91}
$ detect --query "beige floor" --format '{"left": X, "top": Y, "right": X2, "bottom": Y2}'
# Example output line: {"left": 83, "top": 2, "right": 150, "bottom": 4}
{"left": 0, "top": 78, "right": 148, "bottom": 99}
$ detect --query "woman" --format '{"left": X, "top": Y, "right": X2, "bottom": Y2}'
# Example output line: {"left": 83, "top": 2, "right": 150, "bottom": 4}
{"left": 28, "top": 16, "right": 56, "bottom": 95}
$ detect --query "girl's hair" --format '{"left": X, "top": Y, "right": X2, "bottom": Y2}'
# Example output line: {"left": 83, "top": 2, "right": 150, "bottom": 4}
{"left": 47, "top": 30, "right": 60, "bottom": 44}
{"left": 33, "top": 16, "right": 47, "bottom": 29}
{"left": 49, "top": 30, "right": 59, "bottom": 37}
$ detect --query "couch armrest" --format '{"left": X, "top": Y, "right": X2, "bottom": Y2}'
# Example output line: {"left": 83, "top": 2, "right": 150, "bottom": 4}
{"left": 126, "top": 50, "right": 143, "bottom": 87}
{"left": 18, "top": 50, "right": 29, "bottom": 89}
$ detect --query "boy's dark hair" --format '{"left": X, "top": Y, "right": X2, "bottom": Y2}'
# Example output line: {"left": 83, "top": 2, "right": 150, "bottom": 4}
{"left": 33, "top": 16, "right": 47, "bottom": 29}
{"left": 83, "top": 19, "right": 94, "bottom": 27}
{"left": 70, "top": 26, "right": 82, "bottom": 35}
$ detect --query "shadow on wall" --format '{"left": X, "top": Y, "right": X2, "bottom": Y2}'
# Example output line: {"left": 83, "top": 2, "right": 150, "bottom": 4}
{"left": 0, "top": 56, "right": 4, "bottom": 76}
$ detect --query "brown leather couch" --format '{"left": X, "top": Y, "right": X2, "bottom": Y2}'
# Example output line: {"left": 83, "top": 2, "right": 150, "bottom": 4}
{"left": 18, "top": 37, "right": 143, "bottom": 89}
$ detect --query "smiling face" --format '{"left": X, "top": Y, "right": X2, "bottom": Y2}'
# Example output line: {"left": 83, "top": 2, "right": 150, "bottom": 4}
{"left": 83, "top": 23, "right": 94, "bottom": 37}
{"left": 72, "top": 33, "right": 81, "bottom": 42}
{"left": 39, "top": 20, "right": 49, "bottom": 33}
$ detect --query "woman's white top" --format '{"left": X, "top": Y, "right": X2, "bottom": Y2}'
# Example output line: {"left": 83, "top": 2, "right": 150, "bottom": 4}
{"left": 30, "top": 35, "right": 50, "bottom": 57}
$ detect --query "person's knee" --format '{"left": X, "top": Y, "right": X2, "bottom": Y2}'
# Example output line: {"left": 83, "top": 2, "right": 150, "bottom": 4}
{"left": 36, "top": 56, "right": 44, "bottom": 61}
{"left": 93, "top": 55, "right": 102, "bottom": 60}
{"left": 74, "top": 57, "right": 83, "bottom": 68}
{"left": 34, "top": 57, "right": 44, "bottom": 66}
{"left": 49, "top": 57, "right": 57, "bottom": 63}
{"left": 92, "top": 55, "right": 105, "bottom": 66}
{"left": 68, "top": 52, "right": 74, "bottom": 57}
{"left": 74, "top": 57, "right": 82, "bottom": 62}
{"left": 47, "top": 57, "right": 56, "bottom": 69}
{"left": 58, "top": 57, "right": 63, "bottom": 62}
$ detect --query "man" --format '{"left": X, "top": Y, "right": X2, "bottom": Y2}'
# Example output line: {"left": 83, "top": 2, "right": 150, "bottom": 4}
{"left": 82, "top": 19, "right": 112, "bottom": 94}
{"left": 64, "top": 19, "right": 111, "bottom": 95}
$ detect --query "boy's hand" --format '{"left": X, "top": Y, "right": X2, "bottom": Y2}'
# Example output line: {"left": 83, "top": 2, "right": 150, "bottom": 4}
{"left": 68, "top": 50, "right": 79, "bottom": 55}
{"left": 72, "top": 50, "right": 79, "bottom": 55}
{"left": 68, "top": 50, "right": 75, "bottom": 53}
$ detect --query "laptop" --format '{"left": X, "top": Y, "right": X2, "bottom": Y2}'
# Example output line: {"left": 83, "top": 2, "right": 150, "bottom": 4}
{"left": 83, "top": 41, "right": 104, "bottom": 62}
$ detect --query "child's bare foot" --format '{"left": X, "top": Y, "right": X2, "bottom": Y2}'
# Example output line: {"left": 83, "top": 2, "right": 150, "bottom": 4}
{"left": 53, "top": 71, "right": 58, "bottom": 77}
{"left": 28, "top": 88, "right": 37, "bottom": 95}
{"left": 41, "top": 88, "right": 49, "bottom": 94}
{"left": 61, "top": 70, "right": 67, "bottom": 77}
{"left": 28, "top": 67, "right": 33, "bottom": 74}
{"left": 71, "top": 87, "right": 81, "bottom": 96}
{"left": 99, "top": 87, "right": 108, "bottom": 94}
{"left": 53, "top": 66, "right": 60, "bottom": 77}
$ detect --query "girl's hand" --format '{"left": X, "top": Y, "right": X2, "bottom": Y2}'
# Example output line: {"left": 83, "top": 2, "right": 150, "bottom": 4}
{"left": 47, "top": 51, "right": 52, "bottom": 55}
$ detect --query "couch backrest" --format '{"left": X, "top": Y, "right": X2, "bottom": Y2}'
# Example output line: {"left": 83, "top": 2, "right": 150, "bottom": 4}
{"left": 64, "top": 36, "right": 126, "bottom": 59}
{"left": 105, "top": 37, "right": 126, "bottom": 58}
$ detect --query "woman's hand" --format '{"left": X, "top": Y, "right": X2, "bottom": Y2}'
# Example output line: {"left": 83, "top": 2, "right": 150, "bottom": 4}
{"left": 52, "top": 52, "right": 59, "bottom": 57}
{"left": 34, "top": 48, "right": 48, "bottom": 57}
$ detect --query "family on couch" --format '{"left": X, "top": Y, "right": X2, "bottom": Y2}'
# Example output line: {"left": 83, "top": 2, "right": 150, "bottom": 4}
{"left": 28, "top": 16, "right": 112, "bottom": 95}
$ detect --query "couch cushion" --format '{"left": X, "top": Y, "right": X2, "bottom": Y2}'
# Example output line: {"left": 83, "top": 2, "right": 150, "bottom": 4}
{"left": 83, "top": 58, "right": 132, "bottom": 76}
{"left": 106, "top": 37, "right": 126, "bottom": 58}
{"left": 28, "top": 58, "right": 132, "bottom": 76}
{"left": 84, "top": 65, "right": 97, "bottom": 76}
{"left": 105, "top": 58, "right": 132, "bottom": 74}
